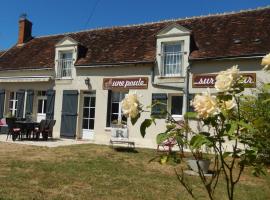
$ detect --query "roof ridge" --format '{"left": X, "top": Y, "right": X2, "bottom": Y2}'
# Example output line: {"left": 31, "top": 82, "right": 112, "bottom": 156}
{"left": 35, "top": 5, "right": 270, "bottom": 39}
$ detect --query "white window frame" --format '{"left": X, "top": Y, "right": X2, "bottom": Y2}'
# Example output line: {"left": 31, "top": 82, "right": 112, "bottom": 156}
{"left": 9, "top": 92, "right": 18, "bottom": 117}
{"left": 56, "top": 51, "right": 73, "bottom": 79}
{"left": 161, "top": 41, "right": 184, "bottom": 77}
{"left": 109, "top": 91, "right": 127, "bottom": 126}
{"left": 168, "top": 94, "right": 184, "bottom": 121}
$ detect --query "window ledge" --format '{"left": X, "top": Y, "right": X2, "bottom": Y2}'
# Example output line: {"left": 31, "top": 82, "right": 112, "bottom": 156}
{"left": 157, "top": 75, "right": 184, "bottom": 79}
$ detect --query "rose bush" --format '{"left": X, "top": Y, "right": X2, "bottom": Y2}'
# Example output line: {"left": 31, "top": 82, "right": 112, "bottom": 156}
{"left": 121, "top": 54, "right": 270, "bottom": 200}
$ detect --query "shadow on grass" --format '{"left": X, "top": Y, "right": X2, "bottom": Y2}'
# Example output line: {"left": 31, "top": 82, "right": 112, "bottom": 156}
{"left": 113, "top": 147, "right": 138, "bottom": 153}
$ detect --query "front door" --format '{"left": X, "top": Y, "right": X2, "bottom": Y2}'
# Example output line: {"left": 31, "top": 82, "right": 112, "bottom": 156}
{"left": 37, "top": 96, "right": 47, "bottom": 122}
{"left": 82, "top": 93, "right": 96, "bottom": 140}
{"left": 60, "top": 90, "right": 79, "bottom": 138}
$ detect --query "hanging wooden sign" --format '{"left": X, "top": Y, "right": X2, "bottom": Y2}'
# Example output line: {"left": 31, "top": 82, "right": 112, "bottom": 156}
{"left": 192, "top": 73, "right": 256, "bottom": 88}
{"left": 103, "top": 77, "right": 148, "bottom": 90}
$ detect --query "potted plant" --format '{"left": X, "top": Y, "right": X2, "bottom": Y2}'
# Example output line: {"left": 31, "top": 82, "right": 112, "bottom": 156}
{"left": 186, "top": 148, "right": 211, "bottom": 174}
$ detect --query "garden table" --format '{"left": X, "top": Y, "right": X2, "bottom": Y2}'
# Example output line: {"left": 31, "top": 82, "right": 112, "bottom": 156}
{"left": 15, "top": 120, "right": 40, "bottom": 140}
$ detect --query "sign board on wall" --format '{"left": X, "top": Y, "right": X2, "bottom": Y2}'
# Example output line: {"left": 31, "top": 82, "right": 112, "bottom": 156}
{"left": 192, "top": 73, "right": 256, "bottom": 88}
{"left": 103, "top": 77, "right": 148, "bottom": 90}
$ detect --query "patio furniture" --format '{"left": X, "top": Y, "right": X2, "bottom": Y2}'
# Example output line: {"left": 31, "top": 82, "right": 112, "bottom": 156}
{"left": 42, "top": 119, "right": 56, "bottom": 140}
{"left": 33, "top": 119, "right": 47, "bottom": 139}
{"left": 157, "top": 137, "right": 177, "bottom": 153}
{"left": 6, "top": 118, "right": 21, "bottom": 141}
{"left": 0, "top": 118, "right": 8, "bottom": 134}
{"left": 15, "top": 120, "right": 39, "bottom": 139}
{"left": 109, "top": 125, "right": 135, "bottom": 148}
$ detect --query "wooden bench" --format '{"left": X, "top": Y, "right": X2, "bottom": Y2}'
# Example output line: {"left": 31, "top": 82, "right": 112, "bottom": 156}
{"left": 110, "top": 126, "right": 135, "bottom": 149}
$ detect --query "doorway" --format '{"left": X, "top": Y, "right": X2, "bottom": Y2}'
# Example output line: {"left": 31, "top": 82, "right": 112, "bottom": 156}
{"left": 81, "top": 93, "right": 96, "bottom": 140}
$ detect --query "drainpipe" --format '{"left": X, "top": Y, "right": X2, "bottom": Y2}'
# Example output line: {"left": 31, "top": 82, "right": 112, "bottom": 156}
{"left": 184, "top": 64, "right": 191, "bottom": 114}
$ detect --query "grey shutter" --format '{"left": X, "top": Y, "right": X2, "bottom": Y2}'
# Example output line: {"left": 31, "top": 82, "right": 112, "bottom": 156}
{"left": 16, "top": 90, "right": 25, "bottom": 118}
{"left": 106, "top": 90, "right": 112, "bottom": 127}
{"left": 0, "top": 90, "right": 5, "bottom": 118}
{"left": 46, "top": 90, "right": 55, "bottom": 120}
{"left": 151, "top": 93, "right": 167, "bottom": 118}
{"left": 60, "top": 90, "right": 78, "bottom": 138}
{"left": 25, "top": 90, "right": 34, "bottom": 115}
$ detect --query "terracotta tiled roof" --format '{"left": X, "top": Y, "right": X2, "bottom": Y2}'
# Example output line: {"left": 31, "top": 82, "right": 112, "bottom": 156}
{"left": 0, "top": 50, "right": 6, "bottom": 57}
{"left": 0, "top": 7, "right": 270, "bottom": 70}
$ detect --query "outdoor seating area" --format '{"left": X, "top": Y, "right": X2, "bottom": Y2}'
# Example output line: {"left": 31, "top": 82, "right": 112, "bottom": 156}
{"left": 1, "top": 118, "right": 56, "bottom": 141}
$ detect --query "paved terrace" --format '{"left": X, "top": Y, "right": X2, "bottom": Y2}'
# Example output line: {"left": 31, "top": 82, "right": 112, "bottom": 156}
{"left": 0, "top": 134, "right": 95, "bottom": 147}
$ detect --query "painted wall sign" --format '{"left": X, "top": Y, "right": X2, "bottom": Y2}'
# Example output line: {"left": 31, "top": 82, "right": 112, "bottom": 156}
{"left": 192, "top": 73, "right": 256, "bottom": 88}
{"left": 103, "top": 77, "right": 148, "bottom": 90}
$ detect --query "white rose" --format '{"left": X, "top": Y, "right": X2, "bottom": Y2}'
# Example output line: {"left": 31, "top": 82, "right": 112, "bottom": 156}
{"left": 121, "top": 93, "right": 141, "bottom": 119}
{"left": 215, "top": 65, "right": 240, "bottom": 92}
{"left": 191, "top": 90, "right": 219, "bottom": 119}
{"left": 261, "top": 53, "right": 270, "bottom": 71}
{"left": 215, "top": 73, "right": 234, "bottom": 92}
{"left": 221, "top": 99, "right": 236, "bottom": 110}
{"left": 226, "top": 65, "right": 240, "bottom": 80}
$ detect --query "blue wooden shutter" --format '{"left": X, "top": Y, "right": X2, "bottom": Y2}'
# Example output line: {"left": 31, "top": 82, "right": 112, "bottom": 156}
{"left": 46, "top": 90, "right": 55, "bottom": 120}
{"left": 0, "top": 90, "right": 5, "bottom": 118}
{"left": 60, "top": 90, "right": 79, "bottom": 138}
{"left": 16, "top": 90, "right": 25, "bottom": 118}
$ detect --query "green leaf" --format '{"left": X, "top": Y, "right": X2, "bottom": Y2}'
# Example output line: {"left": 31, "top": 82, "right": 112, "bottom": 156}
{"left": 131, "top": 113, "right": 141, "bottom": 125}
{"left": 222, "top": 152, "right": 232, "bottom": 159}
{"left": 140, "top": 119, "right": 152, "bottom": 138}
{"left": 189, "top": 134, "right": 212, "bottom": 149}
{"left": 238, "top": 120, "right": 255, "bottom": 132}
{"left": 156, "top": 133, "right": 169, "bottom": 144}
{"left": 226, "top": 122, "right": 237, "bottom": 137}
{"left": 184, "top": 112, "right": 197, "bottom": 120}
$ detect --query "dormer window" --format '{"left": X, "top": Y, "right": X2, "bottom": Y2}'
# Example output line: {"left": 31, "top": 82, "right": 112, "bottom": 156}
{"left": 55, "top": 36, "right": 78, "bottom": 80}
{"left": 162, "top": 42, "right": 183, "bottom": 77}
{"left": 57, "top": 51, "right": 73, "bottom": 78}
{"left": 156, "top": 24, "right": 190, "bottom": 79}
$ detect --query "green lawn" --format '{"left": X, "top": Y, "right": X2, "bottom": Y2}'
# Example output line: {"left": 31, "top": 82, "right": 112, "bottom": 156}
{"left": 0, "top": 142, "right": 269, "bottom": 200}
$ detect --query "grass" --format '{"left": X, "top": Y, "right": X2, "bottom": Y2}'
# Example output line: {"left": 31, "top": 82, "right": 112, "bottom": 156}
{"left": 0, "top": 142, "right": 269, "bottom": 200}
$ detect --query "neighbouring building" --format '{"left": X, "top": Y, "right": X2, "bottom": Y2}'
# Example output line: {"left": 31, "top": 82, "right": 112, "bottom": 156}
{"left": 0, "top": 8, "right": 269, "bottom": 148}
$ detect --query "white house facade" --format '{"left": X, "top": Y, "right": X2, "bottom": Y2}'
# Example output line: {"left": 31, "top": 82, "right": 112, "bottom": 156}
{"left": 0, "top": 8, "right": 269, "bottom": 148}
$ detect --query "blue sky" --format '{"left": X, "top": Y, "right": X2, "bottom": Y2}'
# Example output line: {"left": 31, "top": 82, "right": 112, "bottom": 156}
{"left": 0, "top": 0, "right": 270, "bottom": 50}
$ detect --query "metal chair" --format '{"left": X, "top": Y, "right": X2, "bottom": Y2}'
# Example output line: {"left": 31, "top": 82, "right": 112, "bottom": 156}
{"left": 42, "top": 120, "right": 56, "bottom": 140}
{"left": 6, "top": 118, "right": 21, "bottom": 141}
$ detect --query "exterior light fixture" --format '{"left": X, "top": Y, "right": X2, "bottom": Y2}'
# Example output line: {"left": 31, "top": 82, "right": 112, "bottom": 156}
{"left": 85, "top": 77, "right": 90, "bottom": 88}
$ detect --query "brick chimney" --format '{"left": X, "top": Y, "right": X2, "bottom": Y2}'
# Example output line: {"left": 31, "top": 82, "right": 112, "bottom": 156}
{"left": 17, "top": 14, "right": 32, "bottom": 45}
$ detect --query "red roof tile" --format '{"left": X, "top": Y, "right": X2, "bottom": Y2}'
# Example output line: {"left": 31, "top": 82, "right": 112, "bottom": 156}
{"left": 0, "top": 7, "right": 269, "bottom": 70}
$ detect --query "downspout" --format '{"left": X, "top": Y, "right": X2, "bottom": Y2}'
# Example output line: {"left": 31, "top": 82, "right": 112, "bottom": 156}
{"left": 184, "top": 64, "right": 191, "bottom": 114}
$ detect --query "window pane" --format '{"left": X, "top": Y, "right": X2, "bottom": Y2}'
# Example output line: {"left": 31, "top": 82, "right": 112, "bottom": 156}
{"left": 83, "top": 108, "right": 89, "bottom": 118}
{"left": 10, "top": 92, "right": 14, "bottom": 99}
{"left": 84, "top": 97, "right": 90, "bottom": 107}
{"left": 38, "top": 100, "right": 43, "bottom": 113}
{"left": 9, "top": 101, "right": 13, "bottom": 109}
{"left": 163, "top": 43, "right": 181, "bottom": 76}
{"left": 89, "top": 119, "right": 94, "bottom": 130}
{"left": 43, "top": 100, "right": 47, "bottom": 114}
{"left": 111, "top": 103, "right": 119, "bottom": 113}
{"left": 90, "top": 97, "right": 96, "bottom": 107}
{"left": 112, "top": 92, "right": 120, "bottom": 102}
{"left": 83, "top": 119, "right": 88, "bottom": 129}
{"left": 90, "top": 108, "right": 95, "bottom": 118}
{"left": 171, "top": 96, "right": 183, "bottom": 115}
